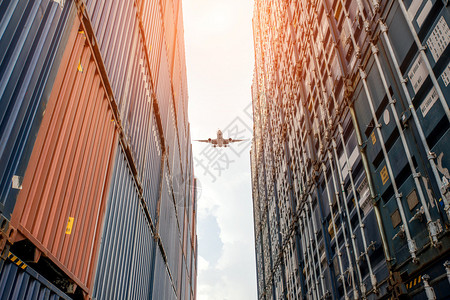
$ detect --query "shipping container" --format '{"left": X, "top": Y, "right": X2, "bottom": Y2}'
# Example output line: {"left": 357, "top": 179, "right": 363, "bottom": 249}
{"left": 0, "top": 253, "right": 71, "bottom": 300}
{"left": 8, "top": 18, "right": 118, "bottom": 295}
{"left": 92, "top": 144, "right": 155, "bottom": 300}
{"left": 251, "top": 0, "right": 450, "bottom": 299}
{"left": 0, "top": 0, "right": 197, "bottom": 298}
{"left": 0, "top": 0, "right": 76, "bottom": 218}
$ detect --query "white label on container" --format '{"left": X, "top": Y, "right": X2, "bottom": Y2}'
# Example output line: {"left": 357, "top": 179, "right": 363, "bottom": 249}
{"left": 408, "top": 0, "right": 422, "bottom": 21}
{"left": 408, "top": 55, "right": 428, "bottom": 93}
{"left": 416, "top": 0, "right": 432, "bottom": 28}
{"left": 426, "top": 16, "right": 450, "bottom": 62}
{"left": 441, "top": 62, "right": 450, "bottom": 86}
{"left": 420, "top": 87, "right": 438, "bottom": 117}
{"left": 11, "top": 175, "right": 22, "bottom": 190}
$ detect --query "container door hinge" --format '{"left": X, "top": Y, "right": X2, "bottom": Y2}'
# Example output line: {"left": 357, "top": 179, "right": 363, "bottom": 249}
{"left": 444, "top": 261, "right": 450, "bottom": 286}
{"left": 392, "top": 225, "right": 405, "bottom": 240}
{"left": 427, "top": 220, "right": 442, "bottom": 248}
{"left": 421, "top": 275, "right": 437, "bottom": 300}
{"left": 401, "top": 110, "right": 411, "bottom": 128}
{"left": 409, "top": 206, "right": 425, "bottom": 223}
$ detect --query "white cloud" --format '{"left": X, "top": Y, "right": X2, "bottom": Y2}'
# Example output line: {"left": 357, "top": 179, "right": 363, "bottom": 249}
{"left": 198, "top": 255, "right": 210, "bottom": 272}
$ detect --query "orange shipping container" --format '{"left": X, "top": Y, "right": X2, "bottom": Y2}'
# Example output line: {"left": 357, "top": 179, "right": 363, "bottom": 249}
{"left": 10, "top": 19, "right": 118, "bottom": 294}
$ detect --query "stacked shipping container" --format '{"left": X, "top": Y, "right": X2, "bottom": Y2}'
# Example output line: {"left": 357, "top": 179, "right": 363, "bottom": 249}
{"left": 251, "top": 0, "right": 450, "bottom": 299}
{"left": 0, "top": 0, "right": 197, "bottom": 299}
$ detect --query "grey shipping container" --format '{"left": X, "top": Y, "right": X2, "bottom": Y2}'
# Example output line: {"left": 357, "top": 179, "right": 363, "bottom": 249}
{"left": 92, "top": 143, "right": 156, "bottom": 300}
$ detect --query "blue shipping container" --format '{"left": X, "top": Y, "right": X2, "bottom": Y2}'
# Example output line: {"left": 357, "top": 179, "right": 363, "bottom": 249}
{"left": 0, "top": 255, "right": 71, "bottom": 300}
{"left": 92, "top": 144, "right": 155, "bottom": 300}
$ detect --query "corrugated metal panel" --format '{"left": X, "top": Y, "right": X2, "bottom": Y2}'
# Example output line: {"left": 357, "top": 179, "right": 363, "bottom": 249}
{"left": 171, "top": 138, "right": 183, "bottom": 210}
{"left": 142, "top": 110, "right": 163, "bottom": 222}
{"left": 0, "top": 256, "right": 71, "bottom": 300}
{"left": 162, "top": 0, "right": 176, "bottom": 73}
{"left": 172, "top": 40, "right": 183, "bottom": 143}
{"left": 152, "top": 245, "right": 177, "bottom": 300}
{"left": 176, "top": 1, "right": 188, "bottom": 114}
{"left": 117, "top": 25, "right": 163, "bottom": 206}
{"left": 166, "top": 99, "right": 179, "bottom": 171}
{"left": 158, "top": 159, "right": 182, "bottom": 291}
{"left": 0, "top": 0, "right": 75, "bottom": 217}
{"left": 85, "top": 0, "right": 138, "bottom": 105}
{"left": 156, "top": 38, "right": 173, "bottom": 136}
{"left": 140, "top": 0, "right": 164, "bottom": 88}
{"left": 92, "top": 144, "right": 155, "bottom": 300}
{"left": 9, "top": 20, "right": 118, "bottom": 292}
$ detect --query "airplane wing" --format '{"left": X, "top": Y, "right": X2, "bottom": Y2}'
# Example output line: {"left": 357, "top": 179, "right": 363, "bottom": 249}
{"left": 195, "top": 139, "right": 218, "bottom": 144}
{"left": 225, "top": 139, "right": 248, "bottom": 144}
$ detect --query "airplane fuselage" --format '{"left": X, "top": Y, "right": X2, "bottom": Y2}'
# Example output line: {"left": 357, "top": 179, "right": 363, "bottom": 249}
{"left": 216, "top": 130, "right": 224, "bottom": 147}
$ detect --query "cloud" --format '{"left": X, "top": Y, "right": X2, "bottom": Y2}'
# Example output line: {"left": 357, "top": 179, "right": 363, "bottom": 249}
{"left": 194, "top": 154, "right": 257, "bottom": 300}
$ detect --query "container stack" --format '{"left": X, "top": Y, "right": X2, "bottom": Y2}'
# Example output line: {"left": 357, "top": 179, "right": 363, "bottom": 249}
{"left": 0, "top": 0, "right": 197, "bottom": 299}
{"left": 251, "top": 0, "right": 450, "bottom": 299}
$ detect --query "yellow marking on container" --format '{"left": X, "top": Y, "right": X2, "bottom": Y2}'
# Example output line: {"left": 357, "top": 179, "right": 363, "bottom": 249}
{"left": 414, "top": 278, "right": 417, "bottom": 286}
{"left": 418, "top": 276, "right": 421, "bottom": 283}
{"left": 371, "top": 131, "right": 376, "bottom": 145}
{"left": 380, "top": 166, "right": 389, "bottom": 185}
{"left": 65, "top": 217, "right": 74, "bottom": 234}
{"left": 77, "top": 60, "right": 83, "bottom": 72}
{"left": 8, "top": 252, "right": 27, "bottom": 270}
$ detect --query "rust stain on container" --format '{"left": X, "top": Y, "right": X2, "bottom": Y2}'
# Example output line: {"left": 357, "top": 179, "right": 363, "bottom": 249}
{"left": 10, "top": 20, "right": 118, "bottom": 293}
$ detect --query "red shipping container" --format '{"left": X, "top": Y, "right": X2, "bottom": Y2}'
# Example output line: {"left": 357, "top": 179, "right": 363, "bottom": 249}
{"left": 10, "top": 19, "right": 118, "bottom": 294}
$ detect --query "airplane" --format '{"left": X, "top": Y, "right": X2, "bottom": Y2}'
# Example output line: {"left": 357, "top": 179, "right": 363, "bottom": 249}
{"left": 195, "top": 130, "right": 246, "bottom": 147}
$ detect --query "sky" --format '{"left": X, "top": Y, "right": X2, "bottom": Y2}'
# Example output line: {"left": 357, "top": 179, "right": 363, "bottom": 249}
{"left": 182, "top": 1, "right": 257, "bottom": 299}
